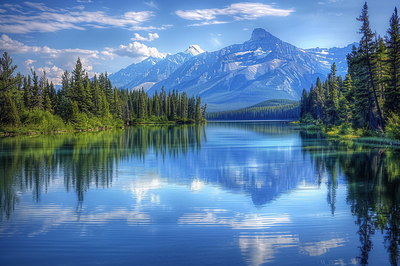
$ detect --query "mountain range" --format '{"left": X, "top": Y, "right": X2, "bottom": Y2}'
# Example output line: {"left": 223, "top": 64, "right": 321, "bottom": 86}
{"left": 109, "top": 29, "right": 355, "bottom": 112}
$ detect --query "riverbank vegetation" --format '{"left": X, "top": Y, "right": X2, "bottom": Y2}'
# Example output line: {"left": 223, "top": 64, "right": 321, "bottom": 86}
{"left": 0, "top": 54, "right": 206, "bottom": 136}
{"left": 300, "top": 3, "right": 400, "bottom": 143}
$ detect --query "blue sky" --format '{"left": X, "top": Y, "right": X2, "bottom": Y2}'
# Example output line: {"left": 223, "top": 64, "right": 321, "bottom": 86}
{"left": 0, "top": 0, "right": 397, "bottom": 84}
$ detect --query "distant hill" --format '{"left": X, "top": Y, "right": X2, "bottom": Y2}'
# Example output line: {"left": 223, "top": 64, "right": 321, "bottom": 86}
{"left": 248, "top": 99, "right": 300, "bottom": 108}
{"left": 207, "top": 99, "right": 300, "bottom": 120}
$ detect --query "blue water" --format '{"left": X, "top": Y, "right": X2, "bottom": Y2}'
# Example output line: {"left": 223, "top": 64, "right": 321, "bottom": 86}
{"left": 0, "top": 122, "right": 396, "bottom": 265}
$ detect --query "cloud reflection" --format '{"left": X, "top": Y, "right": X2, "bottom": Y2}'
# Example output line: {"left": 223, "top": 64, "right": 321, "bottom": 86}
{"left": 300, "top": 238, "right": 346, "bottom": 256}
{"left": 239, "top": 234, "right": 299, "bottom": 266}
{"left": 0, "top": 205, "right": 150, "bottom": 237}
{"left": 178, "top": 209, "right": 291, "bottom": 230}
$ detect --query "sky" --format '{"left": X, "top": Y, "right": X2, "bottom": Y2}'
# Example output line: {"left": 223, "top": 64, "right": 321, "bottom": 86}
{"left": 0, "top": 0, "right": 398, "bottom": 84}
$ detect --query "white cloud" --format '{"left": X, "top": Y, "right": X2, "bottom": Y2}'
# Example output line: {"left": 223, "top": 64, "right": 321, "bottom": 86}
{"left": 176, "top": 2, "right": 294, "bottom": 25}
{"left": 0, "top": 2, "right": 156, "bottom": 34}
{"left": 36, "top": 65, "right": 65, "bottom": 85}
{"left": 77, "top": 0, "right": 93, "bottom": 3}
{"left": 144, "top": 1, "right": 159, "bottom": 10}
{"left": 23, "top": 59, "right": 36, "bottom": 69}
{"left": 0, "top": 34, "right": 166, "bottom": 84}
{"left": 104, "top": 41, "right": 166, "bottom": 62}
{"left": 188, "top": 21, "right": 229, "bottom": 27}
{"left": 0, "top": 34, "right": 100, "bottom": 84}
{"left": 131, "top": 33, "right": 159, "bottom": 42}
{"left": 24, "top": 1, "right": 57, "bottom": 12}
{"left": 0, "top": 34, "right": 98, "bottom": 57}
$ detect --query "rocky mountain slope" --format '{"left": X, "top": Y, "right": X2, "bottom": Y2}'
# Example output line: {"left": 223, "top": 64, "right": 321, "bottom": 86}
{"left": 109, "top": 45, "right": 204, "bottom": 91}
{"left": 111, "top": 29, "right": 354, "bottom": 112}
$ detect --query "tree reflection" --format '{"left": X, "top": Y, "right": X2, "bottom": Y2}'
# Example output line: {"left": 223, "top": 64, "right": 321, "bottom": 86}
{"left": 301, "top": 132, "right": 400, "bottom": 265}
{"left": 0, "top": 125, "right": 205, "bottom": 218}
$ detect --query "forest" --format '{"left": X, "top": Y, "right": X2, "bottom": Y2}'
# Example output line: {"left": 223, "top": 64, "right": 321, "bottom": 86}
{"left": 300, "top": 3, "right": 400, "bottom": 140}
{"left": 207, "top": 99, "right": 300, "bottom": 120}
{"left": 0, "top": 54, "right": 206, "bottom": 135}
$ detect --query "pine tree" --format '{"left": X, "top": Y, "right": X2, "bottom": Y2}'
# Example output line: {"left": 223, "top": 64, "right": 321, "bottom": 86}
{"left": 385, "top": 7, "right": 400, "bottom": 116}
{"left": 357, "top": 2, "right": 384, "bottom": 129}
{"left": 195, "top": 96, "right": 202, "bottom": 123}
{"left": 31, "top": 70, "right": 42, "bottom": 110}
{"left": 2, "top": 91, "right": 20, "bottom": 126}
{"left": 23, "top": 76, "right": 31, "bottom": 110}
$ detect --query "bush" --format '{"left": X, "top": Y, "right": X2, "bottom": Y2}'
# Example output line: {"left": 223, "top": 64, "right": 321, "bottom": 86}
{"left": 300, "top": 113, "right": 314, "bottom": 124}
{"left": 386, "top": 113, "right": 400, "bottom": 140}
{"left": 22, "top": 109, "right": 67, "bottom": 132}
{"left": 338, "top": 123, "right": 352, "bottom": 135}
{"left": 306, "top": 124, "right": 323, "bottom": 131}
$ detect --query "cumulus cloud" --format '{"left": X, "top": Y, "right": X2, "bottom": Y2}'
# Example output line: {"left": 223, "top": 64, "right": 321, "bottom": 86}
{"left": 176, "top": 2, "right": 294, "bottom": 25}
{"left": 104, "top": 41, "right": 166, "bottom": 62}
{"left": 0, "top": 34, "right": 100, "bottom": 84}
{"left": 131, "top": 33, "right": 159, "bottom": 42}
{"left": 0, "top": 34, "right": 98, "bottom": 58}
{"left": 0, "top": 2, "right": 156, "bottom": 34}
{"left": 23, "top": 59, "right": 36, "bottom": 69}
{"left": 36, "top": 65, "right": 65, "bottom": 85}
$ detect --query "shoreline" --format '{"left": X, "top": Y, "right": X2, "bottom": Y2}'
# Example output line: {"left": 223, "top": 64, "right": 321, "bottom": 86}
{"left": 0, "top": 120, "right": 206, "bottom": 138}
{"left": 298, "top": 122, "right": 400, "bottom": 149}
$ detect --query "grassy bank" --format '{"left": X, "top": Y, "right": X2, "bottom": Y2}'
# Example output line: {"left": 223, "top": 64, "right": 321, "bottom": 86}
{"left": 1, "top": 115, "right": 206, "bottom": 137}
{"left": 299, "top": 122, "right": 400, "bottom": 149}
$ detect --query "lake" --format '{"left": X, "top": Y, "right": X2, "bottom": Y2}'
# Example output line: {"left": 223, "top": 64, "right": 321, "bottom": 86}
{"left": 1, "top": 121, "right": 399, "bottom": 266}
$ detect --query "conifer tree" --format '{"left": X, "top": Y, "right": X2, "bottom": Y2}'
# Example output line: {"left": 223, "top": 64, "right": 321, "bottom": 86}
{"left": 385, "top": 7, "right": 400, "bottom": 115}
{"left": 23, "top": 76, "right": 31, "bottom": 110}
{"left": 31, "top": 70, "right": 42, "bottom": 110}
{"left": 357, "top": 2, "right": 384, "bottom": 129}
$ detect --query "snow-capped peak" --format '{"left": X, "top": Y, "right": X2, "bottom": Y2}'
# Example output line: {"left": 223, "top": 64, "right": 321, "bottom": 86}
{"left": 184, "top": 45, "right": 205, "bottom": 56}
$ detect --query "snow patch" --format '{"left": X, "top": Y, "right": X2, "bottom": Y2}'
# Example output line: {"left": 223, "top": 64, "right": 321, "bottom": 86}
{"left": 130, "top": 82, "right": 156, "bottom": 92}
{"left": 184, "top": 45, "right": 205, "bottom": 56}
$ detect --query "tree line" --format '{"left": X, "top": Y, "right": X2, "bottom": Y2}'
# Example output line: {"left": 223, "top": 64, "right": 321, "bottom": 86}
{"left": 207, "top": 99, "right": 300, "bottom": 120}
{"left": 300, "top": 2, "right": 400, "bottom": 139}
{"left": 0, "top": 54, "right": 206, "bottom": 133}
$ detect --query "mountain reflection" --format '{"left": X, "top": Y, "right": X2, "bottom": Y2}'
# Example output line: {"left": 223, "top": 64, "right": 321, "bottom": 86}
{"left": 300, "top": 131, "right": 400, "bottom": 266}
{"left": 0, "top": 125, "right": 205, "bottom": 218}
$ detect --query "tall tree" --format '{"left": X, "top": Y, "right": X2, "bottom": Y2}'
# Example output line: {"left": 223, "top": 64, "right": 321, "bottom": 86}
{"left": 357, "top": 2, "right": 384, "bottom": 130}
{"left": 385, "top": 7, "right": 400, "bottom": 116}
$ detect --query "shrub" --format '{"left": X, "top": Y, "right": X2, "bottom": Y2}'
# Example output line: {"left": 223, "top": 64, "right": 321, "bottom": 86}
{"left": 306, "top": 124, "right": 323, "bottom": 131}
{"left": 22, "top": 109, "right": 67, "bottom": 132}
{"left": 338, "top": 123, "right": 352, "bottom": 135}
{"left": 386, "top": 113, "right": 400, "bottom": 140}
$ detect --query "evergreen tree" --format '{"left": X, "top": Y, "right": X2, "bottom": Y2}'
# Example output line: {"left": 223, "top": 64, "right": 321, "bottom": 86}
{"left": 357, "top": 2, "right": 384, "bottom": 129}
{"left": 385, "top": 7, "right": 400, "bottom": 116}
{"left": 23, "top": 75, "right": 31, "bottom": 110}
{"left": 2, "top": 91, "right": 20, "bottom": 126}
{"left": 195, "top": 96, "right": 202, "bottom": 123}
{"left": 31, "top": 70, "right": 42, "bottom": 110}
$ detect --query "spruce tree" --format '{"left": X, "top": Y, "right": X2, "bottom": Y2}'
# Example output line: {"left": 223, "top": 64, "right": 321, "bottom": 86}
{"left": 357, "top": 2, "right": 384, "bottom": 129}
{"left": 385, "top": 7, "right": 400, "bottom": 116}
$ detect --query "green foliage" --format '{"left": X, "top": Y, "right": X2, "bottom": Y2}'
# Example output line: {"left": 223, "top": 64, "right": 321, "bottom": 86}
{"left": 0, "top": 53, "right": 206, "bottom": 135}
{"left": 300, "top": 3, "right": 400, "bottom": 138}
{"left": 306, "top": 124, "right": 323, "bottom": 131}
{"left": 386, "top": 112, "right": 400, "bottom": 140}
{"left": 22, "top": 109, "right": 68, "bottom": 133}
{"left": 208, "top": 99, "right": 300, "bottom": 120}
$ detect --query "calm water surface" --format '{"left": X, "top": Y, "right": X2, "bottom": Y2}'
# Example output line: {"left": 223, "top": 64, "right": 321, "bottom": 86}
{"left": 1, "top": 121, "right": 399, "bottom": 266}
